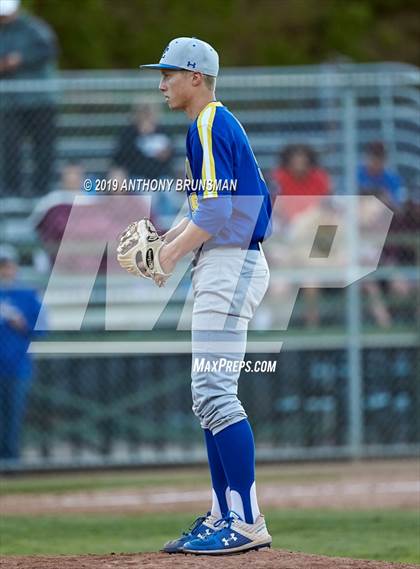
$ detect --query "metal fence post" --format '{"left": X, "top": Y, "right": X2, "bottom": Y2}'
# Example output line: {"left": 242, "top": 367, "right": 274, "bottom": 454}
{"left": 343, "top": 87, "right": 363, "bottom": 458}
{"left": 379, "top": 81, "right": 398, "bottom": 172}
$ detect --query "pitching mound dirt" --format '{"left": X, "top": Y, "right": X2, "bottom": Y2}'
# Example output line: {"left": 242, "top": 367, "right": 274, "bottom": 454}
{"left": 2, "top": 550, "right": 419, "bottom": 569}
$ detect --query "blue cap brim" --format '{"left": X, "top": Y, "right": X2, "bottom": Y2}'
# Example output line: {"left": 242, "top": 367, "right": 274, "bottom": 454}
{"left": 139, "top": 63, "right": 184, "bottom": 71}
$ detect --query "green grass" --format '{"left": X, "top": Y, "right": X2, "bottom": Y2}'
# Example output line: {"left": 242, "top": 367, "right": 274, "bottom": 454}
{"left": 0, "top": 470, "right": 211, "bottom": 495}
{"left": 0, "top": 467, "right": 340, "bottom": 496}
{"left": 1, "top": 510, "right": 419, "bottom": 564}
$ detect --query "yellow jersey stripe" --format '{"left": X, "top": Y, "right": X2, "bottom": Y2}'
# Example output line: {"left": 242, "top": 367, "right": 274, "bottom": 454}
{"left": 204, "top": 106, "right": 217, "bottom": 197}
{"left": 197, "top": 106, "right": 216, "bottom": 185}
{"left": 197, "top": 102, "right": 222, "bottom": 198}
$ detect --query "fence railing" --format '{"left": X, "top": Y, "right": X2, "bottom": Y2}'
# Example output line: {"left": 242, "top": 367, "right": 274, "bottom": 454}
{"left": 0, "top": 63, "right": 419, "bottom": 470}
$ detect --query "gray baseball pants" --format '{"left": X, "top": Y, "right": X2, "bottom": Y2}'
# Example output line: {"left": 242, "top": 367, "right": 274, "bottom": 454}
{"left": 190, "top": 246, "right": 269, "bottom": 434}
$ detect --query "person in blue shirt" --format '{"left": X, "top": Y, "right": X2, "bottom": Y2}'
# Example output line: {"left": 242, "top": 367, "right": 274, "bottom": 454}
{"left": 357, "top": 141, "right": 406, "bottom": 328}
{"left": 0, "top": 245, "right": 44, "bottom": 461}
{"left": 140, "top": 37, "right": 272, "bottom": 555}
{"left": 358, "top": 141, "right": 403, "bottom": 208}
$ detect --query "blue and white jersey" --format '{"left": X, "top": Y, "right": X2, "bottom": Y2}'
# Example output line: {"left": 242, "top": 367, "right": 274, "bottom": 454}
{"left": 185, "top": 101, "right": 271, "bottom": 249}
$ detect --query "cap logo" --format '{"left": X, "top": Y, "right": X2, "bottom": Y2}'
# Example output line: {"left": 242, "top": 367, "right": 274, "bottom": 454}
{"left": 187, "top": 61, "right": 196, "bottom": 68}
{"left": 161, "top": 46, "right": 170, "bottom": 59}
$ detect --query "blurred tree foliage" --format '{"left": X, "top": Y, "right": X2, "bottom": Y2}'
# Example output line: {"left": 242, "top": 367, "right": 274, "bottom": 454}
{"left": 23, "top": 0, "right": 420, "bottom": 69}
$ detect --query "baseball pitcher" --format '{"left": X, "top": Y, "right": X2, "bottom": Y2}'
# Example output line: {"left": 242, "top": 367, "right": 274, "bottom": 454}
{"left": 118, "top": 37, "right": 272, "bottom": 555}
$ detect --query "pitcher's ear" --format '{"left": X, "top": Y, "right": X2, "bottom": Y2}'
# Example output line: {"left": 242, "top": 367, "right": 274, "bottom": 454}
{"left": 191, "top": 72, "right": 204, "bottom": 86}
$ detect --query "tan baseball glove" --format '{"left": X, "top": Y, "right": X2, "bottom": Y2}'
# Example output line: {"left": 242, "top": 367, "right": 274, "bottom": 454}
{"left": 117, "top": 218, "right": 172, "bottom": 287}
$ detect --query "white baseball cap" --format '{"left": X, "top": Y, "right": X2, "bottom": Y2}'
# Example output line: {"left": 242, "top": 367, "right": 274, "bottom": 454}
{"left": 0, "top": 0, "right": 20, "bottom": 16}
{"left": 140, "top": 37, "right": 219, "bottom": 77}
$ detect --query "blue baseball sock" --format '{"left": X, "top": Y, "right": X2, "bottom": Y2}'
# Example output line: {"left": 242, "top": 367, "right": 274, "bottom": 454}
{"left": 214, "top": 419, "right": 260, "bottom": 524}
{"left": 204, "top": 428, "right": 230, "bottom": 518}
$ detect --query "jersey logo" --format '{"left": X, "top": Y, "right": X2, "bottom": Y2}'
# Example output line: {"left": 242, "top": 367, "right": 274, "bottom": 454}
{"left": 189, "top": 192, "right": 198, "bottom": 212}
{"left": 187, "top": 61, "right": 196, "bottom": 68}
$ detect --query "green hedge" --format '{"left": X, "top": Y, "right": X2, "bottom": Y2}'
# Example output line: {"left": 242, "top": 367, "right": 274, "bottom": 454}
{"left": 23, "top": 0, "right": 420, "bottom": 69}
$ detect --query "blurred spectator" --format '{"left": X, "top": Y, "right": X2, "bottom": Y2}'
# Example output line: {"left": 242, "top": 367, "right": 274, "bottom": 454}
{"left": 265, "top": 199, "right": 342, "bottom": 329}
{"left": 373, "top": 198, "right": 420, "bottom": 327}
{"left": 0, "top": 0, "right": 58, "bottom": 196}
{"left": 267, "top": 145, "right": 332, "bottom": 327}
{"left": 271, "top": 144, "right": 331, "bottom": 224}
{"left": 265, "top": 196, "right": 402, "bottom": 329}
{"left": 32, "top": 164, "right": 151, "bottom": 275}
{"left": 358, "top": 142, "right": 408, "bottom": 328}
{"left": 113, "top": 103, "right": 173, "bottom": 180}
{"left": 383, "top": 199, "right": 420, "bottom": 266}
{"left": 30, "top": 160, "right": 85, "bottom": 265}
{"left": 358, "top": 141, "right": 403, "bottom": 209}
{"left": 0, "top": 244, "right": 44, "bottom": 461}
{"left": 112, "top": 103, "right": 177, "bottom": 228}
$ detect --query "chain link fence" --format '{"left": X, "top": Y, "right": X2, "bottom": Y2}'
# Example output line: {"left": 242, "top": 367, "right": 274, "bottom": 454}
{"left": 0, "top": 63, "right": 419, "bottom": 469}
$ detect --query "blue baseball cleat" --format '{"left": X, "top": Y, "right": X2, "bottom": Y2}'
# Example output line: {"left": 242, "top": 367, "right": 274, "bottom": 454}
{"left": 162, "top": 512, "right": 219, "bottom": 553}
{"left": 182, "top": 510, "right": 272, "bottom": 555}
